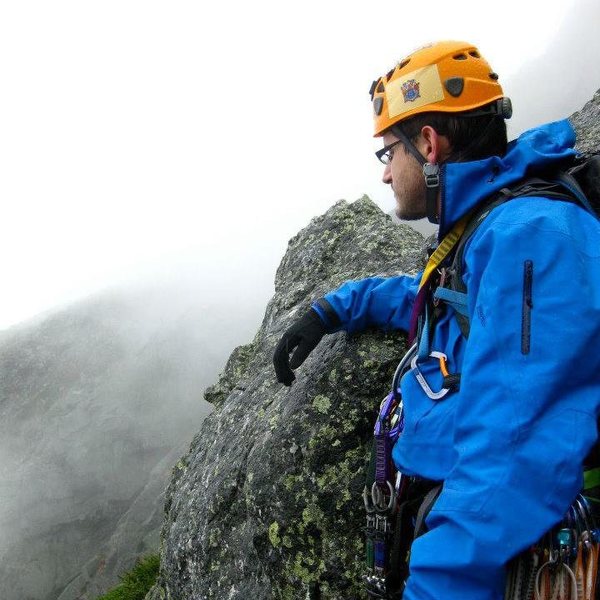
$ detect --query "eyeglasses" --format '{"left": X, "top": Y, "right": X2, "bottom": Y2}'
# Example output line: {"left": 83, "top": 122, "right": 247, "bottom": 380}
{"left": 375, "top": 139, "right": 403, "bottom": 165}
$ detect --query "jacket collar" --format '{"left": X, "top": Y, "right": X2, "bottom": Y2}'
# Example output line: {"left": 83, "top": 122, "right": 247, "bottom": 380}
{"left": 438, "top": 119, "right": 578, "bottom": 239}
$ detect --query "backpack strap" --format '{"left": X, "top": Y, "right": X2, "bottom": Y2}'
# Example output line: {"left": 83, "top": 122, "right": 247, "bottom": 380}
{"left": 444, "top": 192, "right": 511, "bottom": 339}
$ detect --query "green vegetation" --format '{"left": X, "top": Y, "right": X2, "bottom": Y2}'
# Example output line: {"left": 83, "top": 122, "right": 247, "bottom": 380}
{"left": 96, "top": 554, "right": 160, "bottom": 600}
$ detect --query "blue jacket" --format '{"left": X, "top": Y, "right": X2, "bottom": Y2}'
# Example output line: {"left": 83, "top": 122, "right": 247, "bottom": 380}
{"left": 313, "top": 120, "right": 600, "bottom": 599}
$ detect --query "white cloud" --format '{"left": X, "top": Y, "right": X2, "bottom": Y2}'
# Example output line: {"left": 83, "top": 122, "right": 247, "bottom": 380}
{"left": 0, "top": 0, "right": 598, "bottom": 329}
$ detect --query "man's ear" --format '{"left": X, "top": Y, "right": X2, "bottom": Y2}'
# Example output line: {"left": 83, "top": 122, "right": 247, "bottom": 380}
{"left": 419, "top": 125, "right": 452, "bottom": 164}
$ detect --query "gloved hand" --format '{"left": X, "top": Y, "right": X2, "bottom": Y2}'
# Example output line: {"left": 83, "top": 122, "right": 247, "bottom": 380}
{"left": 273, "top": 308, "right": 328, "bottom": 386}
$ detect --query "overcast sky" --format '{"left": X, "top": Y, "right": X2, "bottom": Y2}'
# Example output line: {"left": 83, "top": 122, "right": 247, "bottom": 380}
{"left": 1, "top": 0, "right": 599, "bottom": 330}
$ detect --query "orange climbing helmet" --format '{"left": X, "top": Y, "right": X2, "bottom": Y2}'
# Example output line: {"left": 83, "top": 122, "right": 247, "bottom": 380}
{"left": 369, "top": 41, "right": 511, "bottom": 137}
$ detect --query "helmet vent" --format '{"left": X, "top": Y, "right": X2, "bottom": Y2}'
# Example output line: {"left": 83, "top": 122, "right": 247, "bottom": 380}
{"left": 385, "top": 68, "right": 395, "bottom": 82}
{"left": 469, "top": 50, "right": 480, "bottom": 58}
{"left": 489, "top": 72, "right": 499, "bottom": 81}
{"left": 453, "top": 53, "right": 468, "bottom": 61}
{"left": 398, "top": 58, "right": 410, "bottom": 70}
{"left": 377, "top": 80, "right": 385, "bottom": 93}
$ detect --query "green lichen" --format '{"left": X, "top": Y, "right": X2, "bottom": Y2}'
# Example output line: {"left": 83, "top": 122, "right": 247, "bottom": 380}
{"left": 302, "top": 502, "right": 324, "bottom": 525}
{"left": 280, "top": 585, "right": 296, "bottom": 600}
{"left": 284, "top": 474, "right": 298, "bottom": 491}
{"left": 312, "top": 395, "right": 332, "bottom": 414}
{"left": 308, "top": 424, "right": 337, "bottom": 449}
{"left": 269, "top": 412, "right": 280, "bottom": 430}
{"left": 292, "top": 553, "right": 314, "bottom": 583}
{"left": 341, "top": 408, "right": 360, "bottom": 434}
{"left": 208, "top": 529, "right": 220, "bottom": 548}
{"left": 268, "top": 521, "right": 281, "bottom": 547}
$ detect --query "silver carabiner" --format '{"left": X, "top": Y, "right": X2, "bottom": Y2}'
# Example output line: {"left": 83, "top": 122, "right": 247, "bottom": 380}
{"left": 371, "top": 480, "right": 396, "bottom": 514}
{"left": 410, "top": 351, "right": 450, "bottom": 400}
{"left": 391, "top": 342, "right": 418, "bottom": 399}
{"left": 363, "top": 485, "right": 376, "bottom": 514}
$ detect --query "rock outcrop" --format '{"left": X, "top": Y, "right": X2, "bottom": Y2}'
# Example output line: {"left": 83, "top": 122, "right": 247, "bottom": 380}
{"left": 147, "top": 197, "right": 423, "bottom": 599}
{"left": 569, "top": 89, "right": 600, "bottom": 155}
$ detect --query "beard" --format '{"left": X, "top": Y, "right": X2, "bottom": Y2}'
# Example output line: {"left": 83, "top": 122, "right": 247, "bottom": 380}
{"left": 395, "top": 203, "right": 426, "bottom": 221}
{"left": 394, "top": 187, "right": 427, "bottom": 221}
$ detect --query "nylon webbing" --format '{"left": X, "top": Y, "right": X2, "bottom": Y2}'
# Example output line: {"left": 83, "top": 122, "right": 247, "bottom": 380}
{"left": 408, "top": 213, "right": 472, "bottom": 344}
{"left": 418, "top": 214, "right": 471, "bottom": 291}
{"left": 433, "top": 287, "right": 469, "bottom": 317}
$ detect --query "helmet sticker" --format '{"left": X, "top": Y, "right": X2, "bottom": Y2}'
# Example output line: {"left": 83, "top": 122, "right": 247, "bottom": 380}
{"left": 385, "top": 65, "right": 444, "bottom": 119}
{"left": 401, "top": 79, "right": 421, "bottom": 102}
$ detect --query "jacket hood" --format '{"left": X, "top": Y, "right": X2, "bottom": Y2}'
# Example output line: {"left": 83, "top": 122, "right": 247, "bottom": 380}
{"left": 438, "top": 119, "right": 578, "bottom": 239}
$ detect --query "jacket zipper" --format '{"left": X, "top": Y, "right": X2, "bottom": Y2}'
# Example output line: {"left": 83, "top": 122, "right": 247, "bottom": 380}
{"left": 521, "top": 260, "right": 533, "bottom": 355}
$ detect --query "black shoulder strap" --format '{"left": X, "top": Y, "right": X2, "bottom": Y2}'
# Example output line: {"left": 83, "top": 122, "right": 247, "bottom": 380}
{"left": 448, "top": 193, "right": 509, "bottom": 338}
{"left": 565, "top": 154, "right": 600, "bottom": 213}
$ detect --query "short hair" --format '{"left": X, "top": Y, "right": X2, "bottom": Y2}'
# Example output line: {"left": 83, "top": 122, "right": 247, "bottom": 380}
{"left": 394, "top": 106, "right": 508, "bottom": 162}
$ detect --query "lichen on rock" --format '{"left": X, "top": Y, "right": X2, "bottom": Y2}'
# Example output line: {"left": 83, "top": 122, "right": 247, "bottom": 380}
{"left": 146, "top": 196, "right": 422, "bottom": 599}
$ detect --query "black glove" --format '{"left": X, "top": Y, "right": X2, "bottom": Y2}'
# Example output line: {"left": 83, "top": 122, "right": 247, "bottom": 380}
{"left": 273, "top": 308, "right": 328, "bottom": 386}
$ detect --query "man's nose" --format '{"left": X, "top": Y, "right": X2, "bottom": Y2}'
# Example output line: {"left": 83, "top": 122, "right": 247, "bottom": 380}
{"left": 382, "top": 163, "right": 392, "bottom": 185}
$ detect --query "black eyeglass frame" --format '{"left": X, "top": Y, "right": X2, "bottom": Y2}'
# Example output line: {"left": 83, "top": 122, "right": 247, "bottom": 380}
{"left": 375, "top": 139, "right": 403, "bottom": 165}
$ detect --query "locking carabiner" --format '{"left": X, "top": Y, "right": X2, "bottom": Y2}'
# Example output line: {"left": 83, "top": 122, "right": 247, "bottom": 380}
{"left": 410, "top": 351, "right": 451, "bottom": 401}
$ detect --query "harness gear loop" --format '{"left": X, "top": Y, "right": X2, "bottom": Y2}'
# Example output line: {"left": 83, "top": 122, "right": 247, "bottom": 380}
{"left": 363, "top": 343, "right": 440, "bottom": 600}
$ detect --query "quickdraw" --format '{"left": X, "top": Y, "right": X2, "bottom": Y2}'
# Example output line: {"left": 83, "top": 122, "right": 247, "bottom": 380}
{"left": 363, "top": 346, "right": 414, "bottom": 599}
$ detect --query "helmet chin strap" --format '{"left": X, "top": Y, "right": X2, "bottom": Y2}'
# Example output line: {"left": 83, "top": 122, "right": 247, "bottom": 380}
{"left": 423, "top": 163, "right": 441, "bottom": 225}
{"left": 390, "top": 126, "right": 440, "bottom": 224}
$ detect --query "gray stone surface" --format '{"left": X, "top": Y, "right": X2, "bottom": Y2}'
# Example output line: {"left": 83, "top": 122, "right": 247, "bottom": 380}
{"left": 148, "top": 197, "right": 423, "bottom": 599}
{"left": 570, "top": 89, "right": 600, "bottom": 155}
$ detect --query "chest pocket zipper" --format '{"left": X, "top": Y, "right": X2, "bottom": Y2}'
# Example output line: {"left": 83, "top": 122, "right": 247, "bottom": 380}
{"left": 522, "top": 260, "right": 534, "bottom": 355}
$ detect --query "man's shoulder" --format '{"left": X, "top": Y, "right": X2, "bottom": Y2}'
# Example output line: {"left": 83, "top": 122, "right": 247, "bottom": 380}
{"left": 473, "top": 195, "right": 600, "bottom": 237}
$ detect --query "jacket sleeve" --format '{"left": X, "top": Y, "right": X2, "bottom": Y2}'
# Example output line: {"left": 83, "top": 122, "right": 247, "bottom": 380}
{"left": 403, "top": 201, "right": 600, "bottom": 600}
{"left": 311, "top": 273, "right": 421, "bottom": 334}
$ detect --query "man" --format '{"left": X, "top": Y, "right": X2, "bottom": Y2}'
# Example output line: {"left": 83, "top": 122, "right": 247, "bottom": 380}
{"left": 273, "top": 41, "right": 600, "bottom": 599}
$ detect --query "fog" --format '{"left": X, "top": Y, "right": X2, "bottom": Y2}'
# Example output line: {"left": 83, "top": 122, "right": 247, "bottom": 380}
{"left": 1, "top": 1, "right": 600, "bottom": 597}
{"left": 2, "top": 0, "right": 600, "bottom": 333}
{"left": 0, "top": 274, "right": 264, "bottom": 599}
